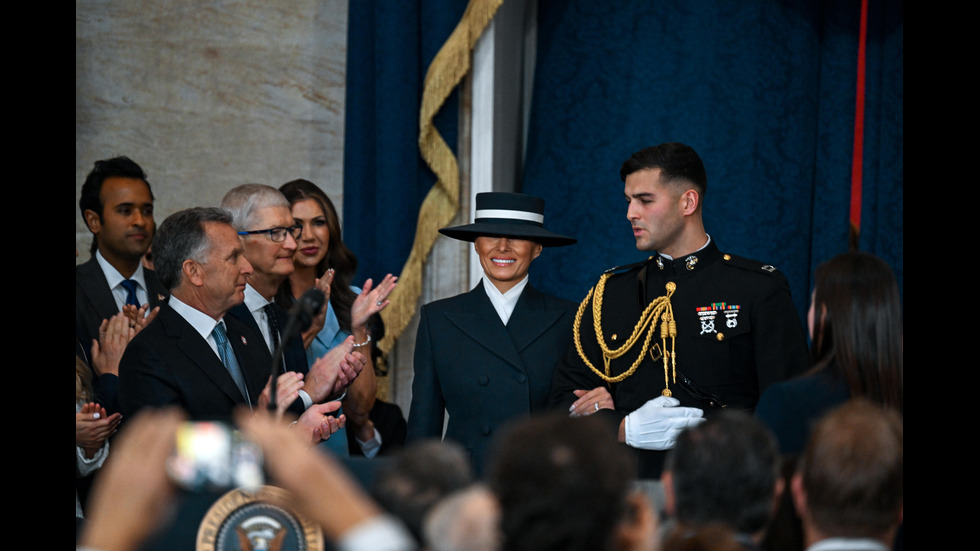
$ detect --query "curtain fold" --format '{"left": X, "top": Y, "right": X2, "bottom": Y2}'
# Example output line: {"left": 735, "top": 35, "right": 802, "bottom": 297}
{"left": 521, "top": 0, "right": 902, "bottom": 322}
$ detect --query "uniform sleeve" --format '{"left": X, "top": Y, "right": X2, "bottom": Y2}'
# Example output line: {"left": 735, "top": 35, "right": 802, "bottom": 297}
{"left": 405, "top": 305, "right": 445, "bottom": 442}
{"left": 548, "top": 300, "right": 631, "bottom": 444}
{"left": 548, "top": 292, "right": 625, "bottom": 416}
{"left": 751, "top": 275, "right": 809, "bottom": 395}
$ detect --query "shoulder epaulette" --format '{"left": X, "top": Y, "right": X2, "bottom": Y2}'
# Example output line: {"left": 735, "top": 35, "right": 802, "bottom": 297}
{"left": 603, "top": 256, "right": 655, "bottom": 275}
{"left": 720, "top": 252, "right": 783, "bottom": 276}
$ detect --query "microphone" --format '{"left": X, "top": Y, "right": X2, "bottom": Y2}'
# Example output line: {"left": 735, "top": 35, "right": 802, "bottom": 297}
{"left": 290, "top": 288, "right": 326, "bottom": 333}
{"left": 268, "top": 288, "right": 325, "bottom": 412}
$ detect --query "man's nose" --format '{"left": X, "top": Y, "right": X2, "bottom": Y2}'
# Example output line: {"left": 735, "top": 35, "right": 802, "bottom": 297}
{"left": 283, "top": 232, "right": 298, "bottom": 252}
{"left": 241, "top": 256, "right": 254, "bottom": 275}
{"left": 132, "top": 210, "right": 147, "bottom": 227}
{"left": 626, "top": 202, "right": 639, "bottom": 221}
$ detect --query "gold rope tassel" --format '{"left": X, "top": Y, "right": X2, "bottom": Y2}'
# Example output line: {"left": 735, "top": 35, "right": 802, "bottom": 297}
{"left": 378, "top": 0, "right": 505, "bottom": 367}
{"left": 574, "top": 279, "right": 677, "bottom": 395}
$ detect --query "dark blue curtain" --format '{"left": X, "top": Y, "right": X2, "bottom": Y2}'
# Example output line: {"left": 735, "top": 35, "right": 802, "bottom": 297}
{"left": 344, "top": 0, "right": 468, "bottom": 286}
{"left": 522, "top": 0, "right": 902, "bottom": 323}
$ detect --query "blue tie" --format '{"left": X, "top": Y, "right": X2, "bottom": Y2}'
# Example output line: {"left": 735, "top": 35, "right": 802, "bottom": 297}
{"left": 211, "top": 322, "right": 251, "bottom": 407}
{"left": 120, "top": 279, "right": 140, "bottom": 307}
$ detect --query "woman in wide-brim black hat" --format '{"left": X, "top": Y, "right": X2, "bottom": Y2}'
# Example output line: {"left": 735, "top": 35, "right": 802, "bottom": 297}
{"left": 405, "top": 192, "right": 577, "bottom": 475}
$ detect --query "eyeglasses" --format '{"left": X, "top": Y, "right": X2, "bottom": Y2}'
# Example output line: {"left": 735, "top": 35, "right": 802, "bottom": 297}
{"left": 237, "top": 225, "right": 302, "bottom": 242}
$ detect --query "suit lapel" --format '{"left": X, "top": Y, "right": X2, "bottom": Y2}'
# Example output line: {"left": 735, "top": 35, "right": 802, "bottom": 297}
{"left": 77, "top": 258, "right": 119, "bottom": 323}
{"left": 227, "top": 315, "right": 273, "bottom": 403}
{"left": 161, "top": 306, "right": 254, "bottom": 405}
{"left": 506, "top": 285, "right": 565, "bottom": 353}
{"left": 444, "top": 285, "right": 524, "bottom": 371}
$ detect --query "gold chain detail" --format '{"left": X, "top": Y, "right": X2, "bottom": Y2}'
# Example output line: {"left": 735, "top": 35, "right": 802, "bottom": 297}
{"left": 573, "top": 276, "right": 677, "bottom": 388}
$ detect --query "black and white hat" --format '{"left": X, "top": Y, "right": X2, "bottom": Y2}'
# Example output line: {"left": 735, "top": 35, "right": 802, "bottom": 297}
{"left": 438, "top": 192, "right": 576, "bottom": 247}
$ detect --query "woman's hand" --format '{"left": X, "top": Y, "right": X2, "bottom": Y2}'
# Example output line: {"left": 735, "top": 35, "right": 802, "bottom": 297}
{"left": 350, "top": 273, "right": 398, "bottom": 332}
{"left": 76, "top": 402, "right": 122, "bottom": 458}
{"left": 301, "top": 269, "right": 333, "bottom": 349}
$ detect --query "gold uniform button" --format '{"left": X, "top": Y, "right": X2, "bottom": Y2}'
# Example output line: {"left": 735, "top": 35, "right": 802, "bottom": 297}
{"left": 611, "top": 333, "right": 618, "bottom": 340}
{"left": 723, "top": 254, "right": 732, "bottom": 261}
{"left": 716, "top": 333, "right": 725, "bottom": 341}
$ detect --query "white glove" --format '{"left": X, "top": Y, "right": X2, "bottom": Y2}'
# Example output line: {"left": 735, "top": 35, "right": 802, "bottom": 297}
{"left": 624, "top": 396, "right": 706, "bottom": 450}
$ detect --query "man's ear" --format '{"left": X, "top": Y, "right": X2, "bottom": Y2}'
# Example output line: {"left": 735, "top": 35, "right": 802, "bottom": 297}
{"left": 680, "top": 189, "right": 700, "bottom": 216}
{"left": 83, "top": 209, "right": 102, "bottom": 234}
{"left": 183, "top": 259, "right": 204, "bottom": 287}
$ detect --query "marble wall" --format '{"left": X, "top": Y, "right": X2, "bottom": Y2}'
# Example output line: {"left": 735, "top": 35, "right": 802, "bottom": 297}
{"left": 76, "top": 0, "right": 349, "bottom": 261}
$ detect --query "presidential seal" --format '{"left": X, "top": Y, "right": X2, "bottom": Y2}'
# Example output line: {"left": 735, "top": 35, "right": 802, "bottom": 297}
{"left": 197, "top": 485, "right": 323, "bottom": 551}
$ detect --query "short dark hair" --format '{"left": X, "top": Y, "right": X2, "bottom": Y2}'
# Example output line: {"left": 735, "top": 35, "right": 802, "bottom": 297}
{"left": 153, "top": 207, "right": 234, "bottom": 291}
{"left": 79, "top": 156, "right": 154, "bottom": 253}
{"left": 798, "top": 400, "right": 903, "bottom": 538}
{"left": 79, "top": 156, "right": 153, "bottom": 221}
{"left": 620, "top": 142, "right": 707, "bottom": 197}
{"left": 665, "top": 410, "right": 779, "bottom": 535}
{"left": 488, "top": 413, "right": 637, "bottom": 551}
{"left": 370, "top": 439, "right": 474, "bottom": 544}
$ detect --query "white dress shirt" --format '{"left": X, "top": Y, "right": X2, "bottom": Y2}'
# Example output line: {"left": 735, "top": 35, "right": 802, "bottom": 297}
{"left": 481, "top": 274, "right": 529, "bottom": 325}
{"left": 96, "top": 250, "right": 149, "bottom": 310}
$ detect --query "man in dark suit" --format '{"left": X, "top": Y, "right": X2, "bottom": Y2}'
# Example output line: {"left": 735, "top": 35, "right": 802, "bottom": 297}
{"left": 118, "top": 207, "right": 348, "bottom": 442}
{"left": 220, "top": 185, "right": 367, "bottom": 451}
{"left": 76, "top": 157, "right": 168, "bottom": 363}
{"left": 407, "top": 192, "right": 577, "bottom": 474}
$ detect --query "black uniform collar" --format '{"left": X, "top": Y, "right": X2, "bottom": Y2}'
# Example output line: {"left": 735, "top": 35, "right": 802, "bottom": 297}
{"left": 651, "top": 239, "right": 721, "bottom": 275}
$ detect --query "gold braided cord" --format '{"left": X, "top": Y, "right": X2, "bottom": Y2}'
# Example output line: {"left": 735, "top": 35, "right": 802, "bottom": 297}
{"left": 573, "top": 276, "right": 678, "bottom": 388}
{"left": 378, "top": 0, "right": 505, "bottom": 369}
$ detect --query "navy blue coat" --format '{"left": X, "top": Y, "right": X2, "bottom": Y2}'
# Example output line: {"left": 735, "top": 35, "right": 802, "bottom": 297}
{"left": 407, "top": 283, "right": 577, "bottom": 474}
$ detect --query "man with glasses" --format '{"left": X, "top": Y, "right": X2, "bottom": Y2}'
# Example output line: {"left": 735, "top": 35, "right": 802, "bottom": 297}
{"left": 119, "top": 207, "right": 351, "bottom": 444}
{"left": 222, "top": 185, "right": 372, "bottom": 455}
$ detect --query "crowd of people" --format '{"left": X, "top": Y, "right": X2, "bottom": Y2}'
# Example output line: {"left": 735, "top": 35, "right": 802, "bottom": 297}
{"left": 76, "top": 143, "right": 902, "bottom": 551}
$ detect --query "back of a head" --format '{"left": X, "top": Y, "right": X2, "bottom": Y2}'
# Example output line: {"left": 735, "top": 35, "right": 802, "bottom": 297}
{"left": 797, "top": 400, "right": 903, "bottom": 539}
{"left": 812, "top": 251, "right": 903, "bottom": 412}
{"left": 424, "top": 485, "right": 501, "bottom": 551}
{"left": 664, "top": 410, "right": 779, "bottom": 535}
{"left": 488, "top": 413, "right": 636, "bottom": 551}
{"left": 619, "top": 142, "right": 707, "bottom": 198}
{"left": 370, "top": 439, "right": 474, "bottom": 543}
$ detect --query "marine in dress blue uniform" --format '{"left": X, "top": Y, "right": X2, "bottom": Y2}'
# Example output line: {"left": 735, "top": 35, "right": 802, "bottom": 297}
{"left": 549, "top": 143, "right": 808, "bottom": 478}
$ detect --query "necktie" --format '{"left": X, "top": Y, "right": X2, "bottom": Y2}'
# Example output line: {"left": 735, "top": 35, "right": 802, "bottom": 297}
{"left": 120, "top": 279, "right": 140, "bottom": 307}
{"left": 264, "top": 304, "right": 284, "bottom": 376}
{"left": 263, "top": 304, "right": 281, "bottom": 352}
{"left": 211, "top": 322, "right": 251, "bottom": 406}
